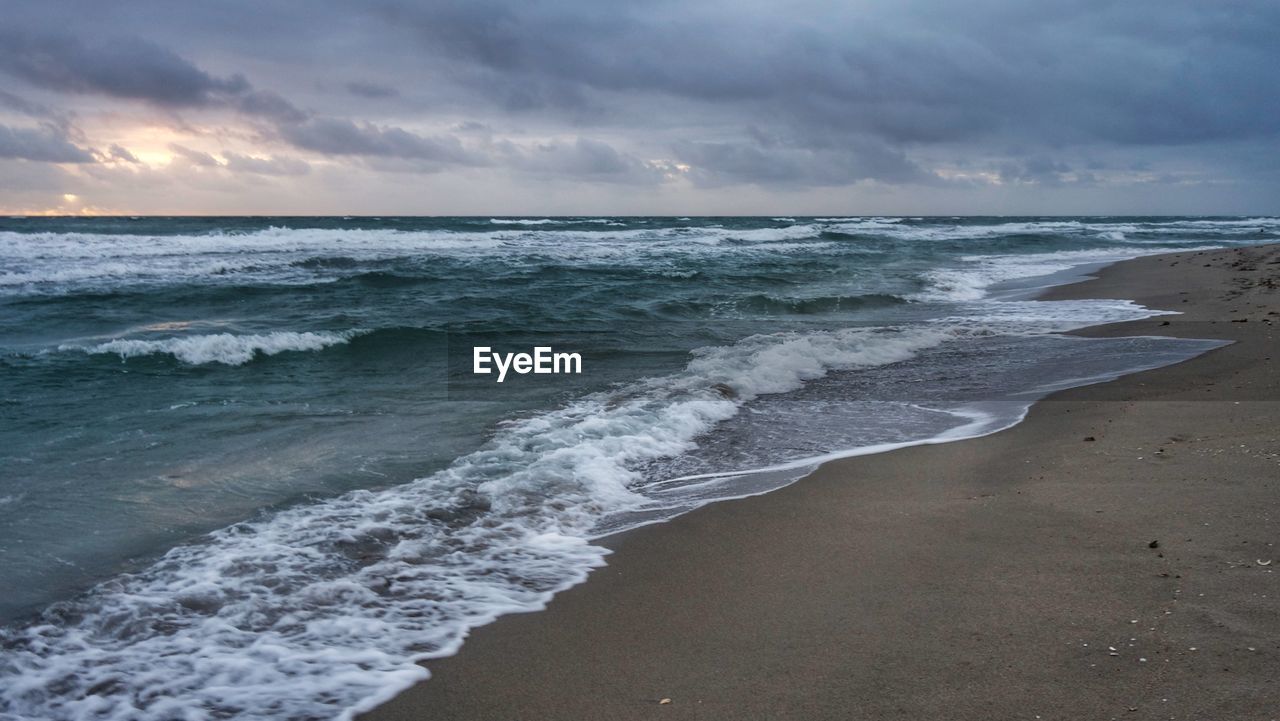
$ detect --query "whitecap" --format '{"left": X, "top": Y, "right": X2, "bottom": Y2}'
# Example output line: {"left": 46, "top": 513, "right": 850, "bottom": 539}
{"left": 62, "top": 330, "right": 361, "bottom": 366}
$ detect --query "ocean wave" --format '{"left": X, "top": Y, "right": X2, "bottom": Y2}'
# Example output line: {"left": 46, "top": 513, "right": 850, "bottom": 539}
{"left": 1, "top": 218, "right": 1271, "bottom": 296}
{"left": 0, "top": 225, "right": 836, "bottom": 295}
{"left": 911, "top": 245, "right": 1221, "bottom": 302}
{"left": 62, "top": 331, "right": 361, "bottom": 366}
{"left": 814, "top": 216, "right": 904, "bottom": 223}
{"left": 0, "top": 216, "right": 1210, "bottom": 719}
{"left": 833, "top": 217, "right": 1279, "bottom": 243}
{"left": 488, "top": 218, "right": 622, "bottom": 226}
{"left": 0, "top": 319, "right": 1086, "bottom": 721}
{"left": 4, "top": 303, "right": 1181, "bottom": 720}
{"left": 736, "top": 293, "right": 906, "bottom": 316}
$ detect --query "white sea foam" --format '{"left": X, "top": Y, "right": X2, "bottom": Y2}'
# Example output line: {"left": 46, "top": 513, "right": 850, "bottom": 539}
{"left": 814, "top": 216, "right": 904, "bottom": 223}
{"left": 2, "top": 314, "right": 1142, "bottom": 721}
{"left": 0, "top": 225, "right": 837, "bottom": 294}
{"left": 1, "top": 218, "right": 1272, "bottom": 295}
{"left": 912, "top": 245, "right": 1221, "bottom": 302}
{"left": 63, "top": 331, "right": 360, "bottom": 365}
{"left": 0, "top": 228, "right": 504, "bottom": 293}
{"left": 0, "top": 218, "right": 1264, "bottom": 721}
{"left": 829, "top": 217, "right": 1279, "bottom": 243}
{"left": 487, "top": 218, "right": 619, "bottom": 225}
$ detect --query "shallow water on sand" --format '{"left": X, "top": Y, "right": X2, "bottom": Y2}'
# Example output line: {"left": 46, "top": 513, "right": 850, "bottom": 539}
{"left": 0, "top": 216, "right": 1271, "bottom": 719}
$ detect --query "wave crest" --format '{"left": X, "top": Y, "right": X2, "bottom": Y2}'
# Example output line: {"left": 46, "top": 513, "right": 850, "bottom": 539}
{"left": 63, "top": 331, "right": 360, "bottom": 366}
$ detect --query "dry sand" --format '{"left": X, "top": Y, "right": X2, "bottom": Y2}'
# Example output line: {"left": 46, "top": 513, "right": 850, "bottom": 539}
{"left": 365, "top": 245, "right": 1279, "bottom": 721}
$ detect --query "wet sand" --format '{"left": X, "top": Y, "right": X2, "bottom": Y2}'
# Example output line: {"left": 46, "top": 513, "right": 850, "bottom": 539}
{"left": 364, "top": 244, "right": 1279, "bottom": 721}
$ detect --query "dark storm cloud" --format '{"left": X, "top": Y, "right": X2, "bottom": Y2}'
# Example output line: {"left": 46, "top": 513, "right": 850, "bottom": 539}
{"left": 997, "top": 157, "right": 1083, "bottom": 187}
{"left": 0, "top": 31, "right": 246, "bottom": 106}
{"left": 233, "top": 90, "right": 308, "bottom": 124}
{"left": 380, "top": 0, "right": 1280, "bottom": 148}
{"left": 279, "top": 118, "right": 478, "bottom": 164}
{"left": 497, "top": 137, "right": 667, "bottom": 183}
{"left": 0, "top": 88, "right": 84, "bottom": 147}
{"left": 0, "top": 124, "right": 93, "bottom": 163}
{"left": 0, "top": 0, "right": 1277, "bottom": 203}
{"left": 8, "top": 2, "right": 1280, "bottom": 151}
{"left": 672, "top": 134, "right": 936, "bottom": 188}
{"left": 0, "top": 28, "right": 308, "bottom": 126}
{"left": 0, "top": 88, "right": 93, "bottom": 163}
{"left": 0, "top": 89, "right": 65, "bottom": 122}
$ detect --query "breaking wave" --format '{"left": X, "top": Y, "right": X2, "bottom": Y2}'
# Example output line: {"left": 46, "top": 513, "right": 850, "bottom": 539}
{"left": 62, "top": 331, "right": 361, "bottom": 366}
{"left": 0, "top": 215, "right": 1271, "bottom": 721}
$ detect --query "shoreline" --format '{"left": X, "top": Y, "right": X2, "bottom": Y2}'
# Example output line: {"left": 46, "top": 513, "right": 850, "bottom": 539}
{"left": 365, "top": 244, "right": 1280, "bottom": 720}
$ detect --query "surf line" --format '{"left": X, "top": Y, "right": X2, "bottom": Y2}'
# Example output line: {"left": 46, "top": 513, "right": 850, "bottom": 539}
{"left": 473, "top": 346, "right": 583, "bottom": 382}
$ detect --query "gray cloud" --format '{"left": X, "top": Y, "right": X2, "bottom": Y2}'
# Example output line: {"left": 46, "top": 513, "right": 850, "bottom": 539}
{"left": 672, "top": 135, "right": 936, "bottom": 188}
{"left": 168, "top": 143, "right": 220, "bottom": 167}
{"left": 167, "top": 144, "right": 311, "bottom": 177}
{"left": 279, "top": 117, "right": 478, "bottom": 164}
{"left": 0, "top": 29, "right": 307, "bottom": 126}
{"left": 997, "top": 157, "right": 1081, "bottom": 187}
{"left": 380, "top": 0, "right": 1280, "bottom": 148}
{"left": 0, "top": 89, "right": 65, "bottom": 121}
{"left": 233, "top": 89, "right": 308, "bottom": 124}
{"left": 0, "top": 0, "right": 1276, "bottom": 210}
{"left": 498, "top": 137, "right": 667, "bottom": 183}
{"left": 0, "top": 88, "right": 83, "bottom": 149}
{"left": 0, "top": 123, "right": 93, "bottom": 162}
{"left": 222, "top": 151, "right": 310, "bottom": 176}
{"left": 104, "top": 143, "right": 140, "bottom": 163}
{"left": 0, "top": 31, "right": 246, "bottom": 106}
{"left": 0, "top": 158, "right": 73, "bottom": 192}
{"left": 345, "top": 81, "right": 399, "bottom": 99}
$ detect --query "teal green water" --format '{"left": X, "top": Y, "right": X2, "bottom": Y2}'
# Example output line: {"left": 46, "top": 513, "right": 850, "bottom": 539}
{"left": 0, "top": 216, "right": 1271, "bottom": 720}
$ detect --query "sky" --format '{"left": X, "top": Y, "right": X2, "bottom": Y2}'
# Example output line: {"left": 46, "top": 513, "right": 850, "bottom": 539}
{"left": 0, "top": 0, "right": 1277, "bottom": 216}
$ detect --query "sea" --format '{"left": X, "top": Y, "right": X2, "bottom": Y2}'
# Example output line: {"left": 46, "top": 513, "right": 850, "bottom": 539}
{"left": 0, "top": 216, "right": 1272, "bottom": 720}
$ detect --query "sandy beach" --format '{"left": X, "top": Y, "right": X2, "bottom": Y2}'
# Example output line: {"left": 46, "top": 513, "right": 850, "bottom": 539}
{"left": 362, "top": 244, "right": 1279, "bottom": 721}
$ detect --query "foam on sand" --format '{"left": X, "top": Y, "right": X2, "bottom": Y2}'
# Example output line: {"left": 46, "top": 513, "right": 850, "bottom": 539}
{"left": 0, "top": 286, "right": 1181, "bottom": 721}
